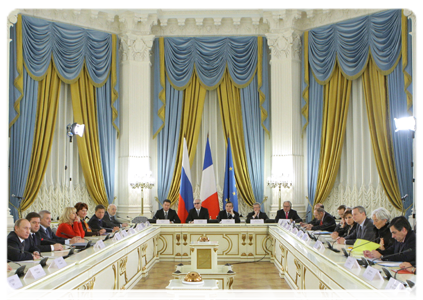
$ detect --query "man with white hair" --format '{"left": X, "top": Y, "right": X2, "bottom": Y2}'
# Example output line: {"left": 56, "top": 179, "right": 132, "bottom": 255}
{"left": 104, "top": 204, "right": 128, "bottom": 228}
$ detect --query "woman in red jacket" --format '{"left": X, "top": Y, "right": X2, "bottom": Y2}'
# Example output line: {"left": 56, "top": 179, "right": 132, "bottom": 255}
{"left": 56, "top": 207, "right": 85, "bottom": 239}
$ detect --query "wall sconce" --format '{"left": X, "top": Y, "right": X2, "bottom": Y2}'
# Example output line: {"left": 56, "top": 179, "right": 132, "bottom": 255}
{"left": 130, "top": 172, "right": 155, "bottom": 216}
{"left": 267, "top": 173, "right": 292, "bottom": 210}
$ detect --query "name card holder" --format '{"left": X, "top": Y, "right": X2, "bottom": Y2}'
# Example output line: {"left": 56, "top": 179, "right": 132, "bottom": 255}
{"left": 194, "top": 219, "right": 207, "bottom": 224}
{"left": 291, "top": 228, "right": 298, "bottom": 235}
{"left": 113, "top": 232, "right": 122, "bottom": 241}
{"left": 121, "top": 230, "right": 128, "bottom": 238}
{"left": 344, "top": 257, "right": 361, "bottom": 270}
{"left": 49, "top": 256, "right": 67, "bottom": 270}
{"left": 94, "top": 240, "right": 106, "bottom": 250}
{"left": 250, "top": 219, "right": 264, "bottom": 224}
{"left": 385, "top": 277, "right": 405, "bottom": 290}
{"left": 128, "top": 228, "right": 136, "bottom": 235}
{"left": 221, "top": 219, "right": 235, "bottom": 224}
{"left": 296, "top": 231, "right": 304, "bottom": 239}
{"left": 24, "top": 264, "right": 46, "bottom": 280}
{"left": 136, "top": 223, "right": 145, "bottom": 231}
{"left": 7, "top": 275, "right": 23, "bottom": 289}
{"left": 278, "top": 219, "right": 290, "bottom": 226}
{"left": 313, "top": 240, "right": 324, "bottom": 251}
{"left": 156, "top": 219, "right": 170, "bottom": 224}
{"left": 145, "top": 221, "right": 151, "bottom": 226}
{"left": 363, "top": 266, "right": 384, "bottom": 282}
{"left": 301, "top": 233, "right": 310, "bottom": 242}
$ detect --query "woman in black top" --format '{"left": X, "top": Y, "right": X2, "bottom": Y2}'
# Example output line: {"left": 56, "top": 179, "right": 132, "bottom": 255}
{"left": 75, "top": 202, "right": 104, "bottom": 236}
{"left": 331, "top": 209, "right": 357, "bottom": 239}
{"left": 371, "top": 207, "right": 395, "bottom": 252}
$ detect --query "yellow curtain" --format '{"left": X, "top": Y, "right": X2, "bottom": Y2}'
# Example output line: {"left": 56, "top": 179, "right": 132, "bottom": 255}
{"left": 21, "top": 63, "right": 61, "bottom": 211}
{"left": 362, "top": 56, "right": 402, "bottom": 210}
{"left": 70, "top": 66, "right": 109, "bottom": 206}
{"left": 217, "top": 70, "right": 256, "bottom": 206}
{"left": 314, "top": 63, "right": 351, "bottom": 205}
{"left": 167, "top": 72, "right": 207, "bottom": 204}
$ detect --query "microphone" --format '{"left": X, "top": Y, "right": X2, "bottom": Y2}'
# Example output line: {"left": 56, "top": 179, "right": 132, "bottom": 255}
{"left": 117, "top": 215, "right": 132, "bottom": 222}
{"left": 340, "top": 237, "right": 380, "bottom": 257}
{"left": 40, "top": 237, "right": 58, "bottom": 245}
{"left": 62, "top": 247, "right": 75, "bottom": 259}
{"left": 393, "top": 265, "right": 415, "bottom": 279}
{"left": 326, "top": 241, "right": 340, "bottom": 253}
{"left": 60, "top": 232, "right": 77, "bottom": 238}
{"left": 8, "top": 245, "right": 43, "bottom": 258}
{"left": 370, "top": 248, "right": 413, "bottom": 263}
{"left": 7, "top": 259, "right": 25, "bottom": 277}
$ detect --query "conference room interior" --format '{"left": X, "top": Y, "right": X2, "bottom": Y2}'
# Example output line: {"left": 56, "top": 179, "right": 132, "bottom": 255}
{"left": 5, "top": 6, "right": 420, "bottom": 296}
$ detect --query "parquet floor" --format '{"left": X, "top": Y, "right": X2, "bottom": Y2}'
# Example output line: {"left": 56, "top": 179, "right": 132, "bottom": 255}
{"left": 132, "top": 261, "right": 291, "bottom": 290}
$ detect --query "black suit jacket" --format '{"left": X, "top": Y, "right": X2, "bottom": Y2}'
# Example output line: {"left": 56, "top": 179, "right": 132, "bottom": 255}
{"left": 7, "top": 231, "right": 39, "bottom": 261}
{"left": 217, "top": 210, "right": 240, "bottom": 223}
{"left": 375, "top": 223, "right": 395, "bottom": 251}
{"left": 28, "top": 231, "right": 53, "bottom": 252}
{"left": 186, "top": 207, "right": 209, "bottom": 223}
{"left": 153, "top": 208, "right": 181, "bottom": 223}
{"left": 311, "top": 213, "right": 336, "bottom": 231}
{"left": 379, "top": 230, "right": 416, "bottom": 263}
{"left": 103, "top": 211, "right": 122, "bottom": 227}
{"left": 39, "top": 226, "right": 68, "bottom": 244}
{"left": 275, "top": 209, "right": 302, "bottom": 223}
{"left": 88, "top": 214, "right": 114, "bottom": 232}
{"left": 246, "top": 211, "right": 269, "bottom": 223}
{"left": 344, "top": 218, "right": 376, "bottom": 245}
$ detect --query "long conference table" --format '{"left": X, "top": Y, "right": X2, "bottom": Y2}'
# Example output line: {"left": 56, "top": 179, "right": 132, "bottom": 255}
{"left": 7, "top": 223, "right": 416, "bottom": 291}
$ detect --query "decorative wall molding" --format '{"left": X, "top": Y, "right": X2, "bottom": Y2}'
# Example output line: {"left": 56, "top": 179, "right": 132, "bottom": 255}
{"left": 324, "top": 183, "right": 403, "bottom": 218}
{"left": 266, "top": 29, "right": 302, "bottom": 61}
{"left": 404, "top": 8, "right": 420, "bottom": 32}
{"left": 119, "top": 34, "right": 155, "bottom": 63}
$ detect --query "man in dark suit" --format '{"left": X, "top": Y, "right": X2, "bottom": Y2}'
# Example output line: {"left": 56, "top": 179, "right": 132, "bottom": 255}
{"left": 7, "top": 219, "right": 41, "bottom": 261}
{"left": 275, "top": 201, "right": 302, "bottom": 223}
{"left": 307, "top": 207, "right": 336, "bottom": 231}
{"left": 39, "top": 210, "right": 81, "bottom": 245}
{"left": 186, "top": 199, "right": 209, "bottom": 223}
{"left": 364, "top": 216, "right": 416, "bottom": 263}
{"left": 26, "top": 212, "right": 63, "bottom": 252}
{"left": 103, "top": 204, "right": 128, "bottom": 228}
{"left": 88, "top": 204, "right": 119, "bottom": 233}
{"left": 217, "top": 202, "right": 240, "bottom": 223}
{"left": 153, "top": 199, "right": 181, "bottom": 223}
{"left": 336, "top": 206, "right": 376, "bottom": 245}
{"left": 300, "top": 203, "right": 324, "bottom": 227}
{"left": 246, "top": 202, "right": 269, "bottom": 223}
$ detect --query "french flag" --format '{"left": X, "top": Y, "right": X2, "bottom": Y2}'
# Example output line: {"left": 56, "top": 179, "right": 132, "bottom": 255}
{"left": 200, "top": 137, "right": 219, "bottom": 219}
{"left": 177, "top": 138, "right": 194, "bottom": 223}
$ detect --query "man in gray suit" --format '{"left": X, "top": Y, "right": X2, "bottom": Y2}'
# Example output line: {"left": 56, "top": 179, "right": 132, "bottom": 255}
{"left": 336, "top": 206, "right": 376, "bottom": 245}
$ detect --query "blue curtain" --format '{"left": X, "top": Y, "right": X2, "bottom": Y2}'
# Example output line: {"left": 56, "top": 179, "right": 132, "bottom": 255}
{"left": 260, "top": 37, "right": 270, "bottom": 135}
{"left": 388, "top": 59, "right": 414, "bottom": 217}
{"left": 308, "top": 10, "right": 402, "bottom": 83}
{"left": 9, "top": 67, "right": 38, "bottom": 220}
{"left": 241, "top": 75, "right": 264, "bottom": 203}
{"left": 306, "top": 75, "right": 324, "bottom": 222}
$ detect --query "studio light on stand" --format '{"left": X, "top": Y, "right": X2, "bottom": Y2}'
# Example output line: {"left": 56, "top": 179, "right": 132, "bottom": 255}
{"left": 67, "top": 123, "right": 85, "bottom": 142}
{"left": 65, "top": 123, "right": 85, "bottom": 203}
{"left": 394, "top": 116, "right": 416, "bottom": 219}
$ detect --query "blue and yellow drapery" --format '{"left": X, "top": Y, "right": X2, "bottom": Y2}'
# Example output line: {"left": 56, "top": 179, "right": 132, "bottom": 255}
{"left": 154, "top": 36, "right": 270, "bottom": 207}
{"left": 301, "top": 9, "right": 413, "bottom": 218}
{"left": 9, "top": 15, "right": 120, "bottom": 220}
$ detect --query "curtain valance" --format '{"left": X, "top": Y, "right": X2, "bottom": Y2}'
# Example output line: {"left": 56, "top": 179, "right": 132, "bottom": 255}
{"left": 164, "top": 36, "right": 258, "bottom": 90}
{"left": 308, "top": 10, "right": 402, "bottom": 84}
{"left": 21, "top": 15, "right": 113, "bottom": 86}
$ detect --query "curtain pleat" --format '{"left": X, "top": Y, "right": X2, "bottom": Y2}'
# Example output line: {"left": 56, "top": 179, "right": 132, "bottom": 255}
{"left": 217, "top": 70, "right": 256, "bottom": 206}
{"left": 363, "top": 57, "right": 402, "bottom": 210}
{"left": 21, "top": 63, "right": 61, "bottom": 211}
{"left": 70, "top": 67, "right": 109, "bottom": 206}
{"left": 167, "top": 72, "right": 206, "bottom": 204}
{"left": 314, "top": 63, "right": 351, "bottom": 205}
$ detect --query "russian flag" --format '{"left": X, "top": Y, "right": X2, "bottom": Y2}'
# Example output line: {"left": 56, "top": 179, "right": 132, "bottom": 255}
{"left": 200, "top": 137, "right": 219, "bottom": 219}
{"left": 177, "top": 138, "right": 194, "bottom": 223}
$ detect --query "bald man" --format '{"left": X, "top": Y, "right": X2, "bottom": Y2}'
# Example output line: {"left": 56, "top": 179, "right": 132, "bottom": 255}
{"left": 8, "top": 219, "right": 41, "bottom": 261}
{"left": 104, "top": 204, "right": 128, "bottom": 228}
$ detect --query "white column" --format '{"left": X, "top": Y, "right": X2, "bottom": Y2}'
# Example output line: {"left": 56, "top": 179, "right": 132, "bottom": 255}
{"left": 0, "top": 8, "right": 19, "bottom": 235}
{"left": 404, "top": 8, "right": 423, "bottom": 224}
{"left": 117, "top": 17, "right": 156, "bottom": 218}
{"left": 266, "top": 27, "right": 305, "bottom": 219}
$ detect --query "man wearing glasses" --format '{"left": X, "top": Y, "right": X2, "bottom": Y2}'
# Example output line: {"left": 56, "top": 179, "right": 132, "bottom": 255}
{"left": 186, "top": 199, "right": 209, "bottom": 223}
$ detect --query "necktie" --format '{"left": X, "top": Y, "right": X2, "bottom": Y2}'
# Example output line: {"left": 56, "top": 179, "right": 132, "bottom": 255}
{"left": 227, "top": 213, "right": 230, "bottom": 219}
{"left": 45, "top": 228, "right": 51, "bottom": 239}
{"left": 84, "top": 220, "right": 92, "bottom": 232}
{"left": 164, "top": 211, "right": 168, "bottom": 219}
{"left": 285, "top": 212, "right": 289, "bottom": 219}
{"left": 357, "top": 225, "right": 362, "bottom": 238}
{"left": 197, "top": 210, "right": 200, "bottom": 217}
{"left": 319, "top": 220, "right": 323, "bottom": 226}
{"left": 21, "top": 241, "right": 25, "bottom": 253}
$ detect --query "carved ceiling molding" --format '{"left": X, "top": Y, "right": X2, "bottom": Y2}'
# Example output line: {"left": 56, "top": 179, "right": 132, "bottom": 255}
{"left": 4, "top": 8, "right": 19, "bottom": 39}
{"left": 14, "top": 9, "right": 387, "bottom": 38}
{"left": 404, "top": 8, "right": 420, "bottom": 32}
